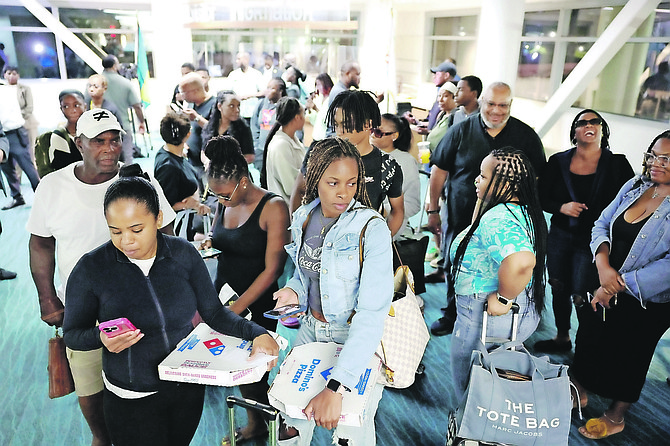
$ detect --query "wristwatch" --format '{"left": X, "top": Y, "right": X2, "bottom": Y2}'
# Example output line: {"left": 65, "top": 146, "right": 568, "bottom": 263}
{"left": 326, "top": 379, "right": 348, "bottom": 397}
{"left": 496, "top": 292, "right": 512, "bottom": 305}
{"left": 426, "top": 209, "right": 440, "bottom": 215}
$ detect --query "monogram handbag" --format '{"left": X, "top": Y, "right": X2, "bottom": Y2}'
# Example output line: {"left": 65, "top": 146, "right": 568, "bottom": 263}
{"left": 48, "top": 328, "right": 75, "bottom": 399}
{"left": 375, "top": 265, "right": 430, "bottom": 388}
{"left": 358, "top": 217, "right": 430, "bottom": 388}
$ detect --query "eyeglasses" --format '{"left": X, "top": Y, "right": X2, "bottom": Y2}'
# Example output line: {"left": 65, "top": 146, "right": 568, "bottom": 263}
{"left": 575, "top": 118, "right": 602, "bottom": 128}
{"left": 371, "top": 128, "right": 395, "bottom": 138}
{"left": 212, "top": 182, "right": 240, "bottom": 201}
{"left": 643, "top": 152, "right": 670, "bottom": 168}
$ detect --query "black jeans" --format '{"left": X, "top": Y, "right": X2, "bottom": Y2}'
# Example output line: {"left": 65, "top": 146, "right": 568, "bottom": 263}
{"left": 103, "top": 382, "right": 206, "bottom": 446}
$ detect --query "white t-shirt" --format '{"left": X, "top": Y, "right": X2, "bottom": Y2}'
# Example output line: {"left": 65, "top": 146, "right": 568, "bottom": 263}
{"left": 26, "top": 163, "right": 177, "bottom": 302}
{"left": 266, "top": 129, "right": 306, "bottom": 202}
{"left": 228, "top": 67, "right": 265, "bottom": 118}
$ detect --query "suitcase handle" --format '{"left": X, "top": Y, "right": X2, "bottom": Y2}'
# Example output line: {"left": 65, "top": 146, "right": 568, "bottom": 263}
{"left": 482, "top": 302, "right": 520, "bottom": 346}
{"left": 226, "top": 395, "right": 279, "bottom": 446}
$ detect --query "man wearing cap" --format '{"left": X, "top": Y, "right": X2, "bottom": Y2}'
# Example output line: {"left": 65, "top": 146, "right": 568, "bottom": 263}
{"left": 27, "top": 109, "right": 175, "bottom": 446}
{"left": 427, "top": 81, "right": 546, "bottom": 336}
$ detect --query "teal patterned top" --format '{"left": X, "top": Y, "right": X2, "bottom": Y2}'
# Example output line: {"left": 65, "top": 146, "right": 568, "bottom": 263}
{"left": 450, "top": 203, "right": 534, "bottom": 295}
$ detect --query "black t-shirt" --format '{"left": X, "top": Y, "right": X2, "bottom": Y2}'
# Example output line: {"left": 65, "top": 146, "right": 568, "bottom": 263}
{"left": 362, "top": 147, "right": 403, "bottom": 211}
{"left": 431, "top": 114, "right": 546, "bottom": 237}
{"left": 186, "top": 95, "right": 216, "bottom": 168}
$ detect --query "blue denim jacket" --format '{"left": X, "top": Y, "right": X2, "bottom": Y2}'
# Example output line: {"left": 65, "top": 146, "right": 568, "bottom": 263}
{"left": 590, "top": 176, "right": 670, "bottom": 306}
{"left": 285, "top": 198, "right": 393, "bottom": 389}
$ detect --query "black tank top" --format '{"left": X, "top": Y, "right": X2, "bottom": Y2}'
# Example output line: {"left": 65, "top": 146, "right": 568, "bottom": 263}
{"left": 211, "top": 192, "right": 279, "bottom": 330}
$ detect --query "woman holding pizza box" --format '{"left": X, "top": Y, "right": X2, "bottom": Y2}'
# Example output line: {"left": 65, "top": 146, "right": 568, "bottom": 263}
{"left": 272, "top": 137, "right": 394, "bottom": 446}
{"left": 63, "top": 165, "right": 278, "bottom": 446}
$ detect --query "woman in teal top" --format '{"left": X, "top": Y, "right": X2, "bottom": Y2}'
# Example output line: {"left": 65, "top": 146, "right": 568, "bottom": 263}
{"left": 449, "top": 147, "right": 547, "bottom": 402}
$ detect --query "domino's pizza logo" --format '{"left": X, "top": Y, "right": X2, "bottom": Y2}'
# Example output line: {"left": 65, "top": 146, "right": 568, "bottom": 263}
{"left": 203, "top": 338, "right": 226, "bottom": 356}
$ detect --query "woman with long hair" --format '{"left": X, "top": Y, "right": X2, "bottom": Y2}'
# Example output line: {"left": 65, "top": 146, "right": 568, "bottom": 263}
{"left": 572, "top": 131, "right": 670, "bottom": 440}
{"left": 371, "top": 113, "right": 421, "bottom": 239}
{"left": 273, "top": 137, "right": 393, "bottom": 446}
{"left": 63, "top": 165, "right": 278, "bottom": 446}
{"left": 449, "top": 147, "right": 547, "bottom": 401}
{"left": 154, "top": 112, "right": 211, "bottom": 240}
{"left": 202, "top": 90, "right": 255, "bottom": 164}
{"left": 533, "top": 109, "right": 633, "bottom": 353}
{"left": 284, "top": 65, "right": 307, "bottom": 102}
{"left": 260, "top": 97, "right": 306, "bottom": 202}
{"left": 202, "top": 135, "right": 290, "bottom": 444}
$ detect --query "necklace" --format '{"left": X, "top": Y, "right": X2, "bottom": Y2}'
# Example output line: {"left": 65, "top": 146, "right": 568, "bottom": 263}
{"left": 652, "top": 186, "right": 659, "bottom": 199}
{"left": 318, "top": 208, "right": 338, "bottom": 235}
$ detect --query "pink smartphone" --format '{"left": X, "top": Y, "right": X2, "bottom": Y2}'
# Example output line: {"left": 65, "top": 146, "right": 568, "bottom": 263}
{"left": 98, "top": 318, "right": 137, "bottom": 338}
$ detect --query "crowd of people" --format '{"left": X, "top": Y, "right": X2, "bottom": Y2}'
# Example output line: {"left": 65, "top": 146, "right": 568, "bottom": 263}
{"left": 0, "top": 50, "right": 669, "bottom": 446}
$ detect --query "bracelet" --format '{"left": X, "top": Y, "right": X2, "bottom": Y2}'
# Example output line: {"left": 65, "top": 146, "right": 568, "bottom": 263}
{"left": 426, "top": 209, "right": 440, "bottom": 215}
{"left": 496, "top": 292, "right": 513, "bottom": 306}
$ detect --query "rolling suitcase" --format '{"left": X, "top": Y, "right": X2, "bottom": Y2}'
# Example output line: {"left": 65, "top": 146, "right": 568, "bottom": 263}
{"left": 446, "top": 302, "right": 571, "bottom": 446}
{"left": 226, "top": 395, "right": 279, "bottom": 446}
{"left": 445, "top": 303, "right": 520, "bottom": 446}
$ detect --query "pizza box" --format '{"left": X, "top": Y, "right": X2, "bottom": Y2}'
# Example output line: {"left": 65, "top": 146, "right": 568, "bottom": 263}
{"left": 268, "top": 342, "right": 382, "bottom": 427}
{"left": 158, "top": 322, "right": 278, "bottom": 386}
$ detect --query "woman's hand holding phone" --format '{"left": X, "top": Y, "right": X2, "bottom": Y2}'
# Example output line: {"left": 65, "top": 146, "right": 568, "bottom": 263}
{"left": 100, "top": 328, "right": 144, "bottom": 353}
{"left": 272, "top": 287, "right": 299, "bottom": 308}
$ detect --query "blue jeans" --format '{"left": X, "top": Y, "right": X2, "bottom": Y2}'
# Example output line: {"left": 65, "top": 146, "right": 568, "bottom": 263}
{"left": 545, "top": 226, "right": 599, "bottom": 335}
{"left": 279, "top": 313, "right": 384, "bottom": 446}
{"left": 451, "top": 291, "right": 540, "bottom": 403}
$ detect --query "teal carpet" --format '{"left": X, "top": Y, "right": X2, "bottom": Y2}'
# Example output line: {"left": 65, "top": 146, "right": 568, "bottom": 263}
{"left": 1, "top": 153, "right": 669, "bottom": 445}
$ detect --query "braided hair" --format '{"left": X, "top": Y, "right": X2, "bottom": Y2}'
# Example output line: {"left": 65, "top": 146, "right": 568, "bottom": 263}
{"left": 450, "top": 147, "right": 547, "bottom": 315}
{"left": 205, "top": 135, "right": 249, "bottom": 184}
{"left": 303, "top": 137, "right": 371, "bottom": 207}
{"left": 160, "top": 111, "right": 191, "bottom": 145}
{"left": 641, "top": 130, "right": 670, "bottom": 178}
{"left": 202, "top": 90, "right": 237, "bottom": 144}
{"left": 104, "top": 164, "right": 159, "bottom": 218}
{"left": 569, "top": 109, "right": 610, "bottom": 150}
{"left": 326, "top": 90, "right": 381, "bottom": 134}
{"left": 260, "top": 96, "right": 303, "bottom": 188}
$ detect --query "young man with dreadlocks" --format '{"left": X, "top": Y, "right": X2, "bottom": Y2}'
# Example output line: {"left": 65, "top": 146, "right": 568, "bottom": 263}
{"left": 273, "top": 137, "right": 393, "bottom": 446}
{"left": 289, "top": 90, "right": 405, "bottom": 236}
{"left": 448, "top": 147, "right": 547, "bottom": 403}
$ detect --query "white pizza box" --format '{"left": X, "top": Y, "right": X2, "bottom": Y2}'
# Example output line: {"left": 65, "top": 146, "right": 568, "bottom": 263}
{"left": 158, "top": 322, "right": 278, "bottom": 386}
{"left": 268, "top": 342, "right": 382, "bottom": 427}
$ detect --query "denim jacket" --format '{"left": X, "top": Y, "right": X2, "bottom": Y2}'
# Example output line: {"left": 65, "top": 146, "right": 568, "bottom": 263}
{"left": 590, "top": 176, "right": 670, "bottom": 307}
{"left": 285, "top": 198, "right": 393, "bottom": 389}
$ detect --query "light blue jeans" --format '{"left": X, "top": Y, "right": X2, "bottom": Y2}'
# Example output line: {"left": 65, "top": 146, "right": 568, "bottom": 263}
{"left": 278, "top": 313, "right": 384, "bottom": 446}
{"left": 450, "top": 291, "right": 540, "bottom": 404}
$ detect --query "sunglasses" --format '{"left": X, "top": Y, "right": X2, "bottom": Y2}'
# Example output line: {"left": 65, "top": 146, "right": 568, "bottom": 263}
{"left": 211, "top": 182, "right": 240, "bottom": 201}
{"left": 575, "top": 117, "right": 602, "bottom": 128}
{"left": 371, "top": 128, "right": 395, "bottom": 138}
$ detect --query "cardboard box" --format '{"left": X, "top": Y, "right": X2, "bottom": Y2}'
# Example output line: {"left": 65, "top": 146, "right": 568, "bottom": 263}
{"left": 268, "top": 342, "right": 382, "bottom": 427}
{"left": 158, "top": 323, "right": 274, "bottom": 386}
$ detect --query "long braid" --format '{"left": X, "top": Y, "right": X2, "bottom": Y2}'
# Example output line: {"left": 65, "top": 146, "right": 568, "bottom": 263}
{"left": 450, "top": 147, "right": 547, "bottom": 315}
{"left": 303, "top": 137, "right": 371, "bottom": 208}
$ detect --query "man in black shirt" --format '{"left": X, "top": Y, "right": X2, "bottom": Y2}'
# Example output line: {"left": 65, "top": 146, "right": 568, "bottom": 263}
{"left": 427, "top": 81, "right": 546, "bottom": 335}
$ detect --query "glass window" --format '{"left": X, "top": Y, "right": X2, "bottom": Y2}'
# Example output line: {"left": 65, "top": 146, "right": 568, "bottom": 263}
{"left": 13, "top": 32, "right": 60, "bottom": 78}
{"left": 567, "top": 8, "right": 611, "bottom": 37}
{"left": 2, "top": 5, "right": 47, "bottom": 27}
{"left": 517, "top": 41, "right": 555, "bottom": 101}
{"left": 59, "top": 8, "right": 123, "bottom": 29}
{"left": 433, "top": 16, "right": 478, "bottom": 37}
{"left": 522, "top": 10, "right": 559, "bottom": 37}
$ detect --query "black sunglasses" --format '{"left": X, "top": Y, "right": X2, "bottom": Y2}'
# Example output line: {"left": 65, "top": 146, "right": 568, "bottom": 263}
{"left": 575, "top": 117, "right": 602, "bottom": 128}
{"left": 371, "top": 128, "right": 395, "bottom": 138}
